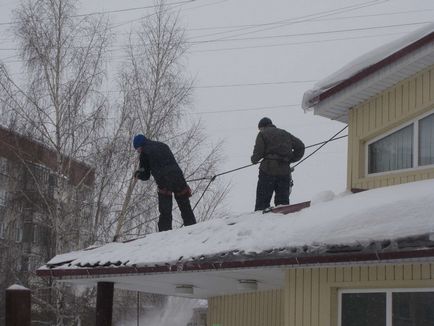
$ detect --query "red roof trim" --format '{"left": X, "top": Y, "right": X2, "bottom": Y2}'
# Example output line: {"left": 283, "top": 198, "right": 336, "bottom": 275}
{"left": 36, "top": 248, "right": 434, "bottom": 278}
{"left": 271, "top": 201, "right": 311, "bottom": 214}
{"left": 318, "top": 31, "right": 434, "bottom": 103}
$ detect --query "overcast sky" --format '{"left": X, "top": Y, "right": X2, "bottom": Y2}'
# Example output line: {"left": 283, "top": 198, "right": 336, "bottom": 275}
{"left": 1, "top": 0, "right": 433, "bottom": 214}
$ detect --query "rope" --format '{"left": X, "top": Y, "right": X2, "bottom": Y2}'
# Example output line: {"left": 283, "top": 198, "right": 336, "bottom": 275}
{"left": 186, "top": 131, "right": 348, "bottom": 182}
{"left": 293, "top": 125, "right": 348, "bottom": 168}
{"left": 187, "top": 163, "right": 255, "bottom": 182}
{"left": 118, "top": 126, "right": 348, "bottom": 237}
{"left": 192, "top": 176, "right": 216, "bottom": 211}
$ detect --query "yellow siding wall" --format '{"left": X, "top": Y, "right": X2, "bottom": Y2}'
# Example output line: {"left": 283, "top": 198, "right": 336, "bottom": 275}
{"left": 208, "top": 289, "right": 283, "bottom": 326}
{"left": 347, "top": 65, "right": 434, "bottom": 190}
{"left": 283, "top": 263, "right": 434, "bottom": 326}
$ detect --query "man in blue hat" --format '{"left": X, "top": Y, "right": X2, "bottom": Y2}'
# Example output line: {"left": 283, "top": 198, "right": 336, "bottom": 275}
{"left": 133, "top": 134, "right": 196, "bottom": 231}
{"left": 251, "top": 117, "right": 305, "bottom": 211}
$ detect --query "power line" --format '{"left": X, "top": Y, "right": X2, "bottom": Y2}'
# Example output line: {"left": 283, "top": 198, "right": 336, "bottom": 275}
{"left": 0, "top": 0, "right": 196, "bottom": 26}
{"left": 0, "top": 21, "right": 427, "bottom": 57}
{"left": 189, "top": 21, "right": 431, "bottom": 44}
{"left": 185, "top": 7, "right": 434, "bottom": 33}
{"left": 74, "top": 0, "right": 195, "bottom": 17}
{"left": 194, "top": 80, "right": 317, "bottom": 88}
{"left": 190, "top": 30, "right": 408, "bottom": 53}
{"left": 190, "top": 0, "right": 390, "bottom": 42}
{"left": 110, "top": 0, "right": 228, "bottom": 29}
{"left": 192, "top": 104, "right": 300, "bottom": 114}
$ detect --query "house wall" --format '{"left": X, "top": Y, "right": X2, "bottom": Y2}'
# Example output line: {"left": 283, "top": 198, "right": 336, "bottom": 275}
{"left": 283, "top": 262, "right": 434, "bottom": 326}
{"left": 347, "top": 64, "right": 434, "bottom": 190}
{"left": 207, "top": 289, "right": 283, "bottom": 326}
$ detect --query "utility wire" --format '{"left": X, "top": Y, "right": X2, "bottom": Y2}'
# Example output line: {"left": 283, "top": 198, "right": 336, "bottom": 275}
{"left": 190, "top": 30, "right": 408, "bottom": 53}
{"left": 192, "top": 0, "right": 390, "bottom": 42}
{"left": 189, "top": 21, "right": 431, "bottom": 44}
{"left": 193, "top": 104, "right": 300, "bottom": 114}
{"left": 0, "top": 0, "right": 196, "bottom": 26}
{"left": 185, "top": 7, "right": 434, "bottom": 33}
{"left": 0, "top": 21, "right": 426, "bottom": 64}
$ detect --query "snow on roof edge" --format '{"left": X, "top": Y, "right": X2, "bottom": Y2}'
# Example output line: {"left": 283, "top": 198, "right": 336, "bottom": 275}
{"left": 302, "top": 22, "right": 434, "bottom": 110}
{"left": 40, "top": 179, "right": 434, "bottom": 272}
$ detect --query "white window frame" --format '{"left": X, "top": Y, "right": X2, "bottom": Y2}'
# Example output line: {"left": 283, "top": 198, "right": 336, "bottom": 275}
{"left": 0, "top": 222, "right": 5, "bottom": 239}
{"left": 338, "top": 287, "right": 434, "bottom": 326}
{"left": 0, "top": 157, "right": 7, "bottom": 175}
{"left": 0, "top": 188, "right": 6, "bottom": 207}
{"left": 365, "top": 109, "right": 434, "bottom": 177}
{"left": 15, "top": 224, "right": 23, "bottom": 243}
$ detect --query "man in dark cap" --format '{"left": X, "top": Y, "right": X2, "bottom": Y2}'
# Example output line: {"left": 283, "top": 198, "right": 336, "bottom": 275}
{"left": 251, "top": 117, "right": 305, "bottom": 211}
{"left": 133, "top": 134, "right": 196, "bottom": 231}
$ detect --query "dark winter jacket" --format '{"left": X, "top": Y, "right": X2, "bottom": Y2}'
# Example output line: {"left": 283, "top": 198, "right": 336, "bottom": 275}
{"left": 251, "top": 125, "right": 305, "bottom": 176}
{"left": 136, "top": 138, "right": 185, "bottom": 188}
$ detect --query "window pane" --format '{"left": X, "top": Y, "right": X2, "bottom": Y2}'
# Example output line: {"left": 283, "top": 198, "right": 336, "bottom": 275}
{"left": 368, "top": 125, "right": 413, "bottom": 174}
{"left": 419, "top": 113, "right": 434, "bottom": 166}
{"left": 393, "top": 292, "right": 434, "bottom": 326}
{"left": 342, "top": 293, "right": 386, "bottom": 326}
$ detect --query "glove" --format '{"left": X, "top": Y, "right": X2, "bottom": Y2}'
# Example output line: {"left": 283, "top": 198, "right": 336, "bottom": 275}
{"left": 134, "top": 168, "right": 146, "bottom": 180}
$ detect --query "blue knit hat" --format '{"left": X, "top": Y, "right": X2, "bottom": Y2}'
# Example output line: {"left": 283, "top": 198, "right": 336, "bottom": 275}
{"left": 133, "top": 134, "right": 147, "bottom": 149}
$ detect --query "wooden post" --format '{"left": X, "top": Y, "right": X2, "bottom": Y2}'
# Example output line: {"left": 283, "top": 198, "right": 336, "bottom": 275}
{"left": 137, "top": 291, "right": 140, "bottom": 326}
{"left": 5, "top": 284, "right": 31, "bottom": 326}
{"left": 96, "top": 282, "right": 114, "bottom": 326}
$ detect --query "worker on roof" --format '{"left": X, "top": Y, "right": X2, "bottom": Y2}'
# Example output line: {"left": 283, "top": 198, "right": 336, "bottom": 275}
{"left": 133, "top": 134, "right": 196, "bottom": 231}
{"left": 251, "top": 117, "right": 305, "bottom": 211}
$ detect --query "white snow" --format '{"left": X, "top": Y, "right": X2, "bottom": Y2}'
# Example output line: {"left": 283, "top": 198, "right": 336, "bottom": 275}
{"left": 310, "top": 190, "right": 336, "bottom": 205}
{"left": 43, "top": 179, "right": 434, "bottom": 270}
{"left": 302, "top": 22, "right": 434, "bottom": 109}
{"left": 7, "top": 284, "right": 29, "bottom": 291}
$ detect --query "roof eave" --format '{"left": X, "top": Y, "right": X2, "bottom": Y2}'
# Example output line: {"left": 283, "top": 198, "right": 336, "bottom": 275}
{"left": 313, "top": 32, "right": 434, "bottom": 122}
{"left": 36, "top": 247, "right": 434, "bottom": 279}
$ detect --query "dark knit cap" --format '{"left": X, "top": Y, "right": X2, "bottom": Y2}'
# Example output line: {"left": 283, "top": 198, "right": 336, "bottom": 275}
{"left": 133, "top": 134, "right": 147, "bottom": 149}
{"left": 258, "top": 117, "right": 272, "bottom": 128}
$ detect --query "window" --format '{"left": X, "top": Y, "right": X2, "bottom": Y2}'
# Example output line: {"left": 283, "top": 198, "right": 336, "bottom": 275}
{"left": 33, "top": 224, "right": 40, "bottom": 244}
{"left": 0, "top": 222, "right": 5, "bottom": 239}
{"left": 0, "top": 157, "right": 7, "bottom": 175}
{"left": 419, "top": 113, "right": 434, "bottom": 166}
{"left": 0, "top": 188, "right": 6, "bottom": 207}
{"left": 15, "top": 224, "right": 23, "bottom": 243}
{"left": 341, "top": 292, "right": 386, "bottom": 326}
{"left": 24, "top": 162, "right": 50, "bottom": 191}
{"left": 368, "top": 125, "right": 413, "bottom": 174}
{"left": 339, "top": 289, "right": 434, "bottom": 326}
{"left": 367, "top": 111, "right": 434, "bottom": 175}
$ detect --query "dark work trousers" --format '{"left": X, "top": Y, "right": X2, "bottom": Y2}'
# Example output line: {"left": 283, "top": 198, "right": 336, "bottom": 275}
{"left": 157, "top": 172, "right": 196, "bottom": 232}
{"left": 254, "top": 170, "right": 292, "bottom": 211}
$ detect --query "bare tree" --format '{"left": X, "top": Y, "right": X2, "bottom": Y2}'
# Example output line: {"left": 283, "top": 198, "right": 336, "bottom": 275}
{"left": 0, "top": 0, "right": 111, "bottom": 251}
{"left": 0, "top": 0, "right": 228, "bottom": 323}
{"left": 0, "top": 0, "right": 111, "bottom": 324}
{"left": 94, "top": 0, "right": 229, "bottom": 242}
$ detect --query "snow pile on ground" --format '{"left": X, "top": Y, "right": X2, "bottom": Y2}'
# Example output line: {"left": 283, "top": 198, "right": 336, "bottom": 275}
{"left": 44, "top": 179, "right": 434, "bottom": 269}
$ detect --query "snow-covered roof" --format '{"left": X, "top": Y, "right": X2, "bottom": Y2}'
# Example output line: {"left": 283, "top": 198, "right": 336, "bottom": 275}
{"left": 40, "top": 179, "right": 434, "bottom": 273}
{"left": 36, "top": 179, "right": 434, "bottom": 298}
{"left": 302, "top": 23, "right": 434, "bottom": 123}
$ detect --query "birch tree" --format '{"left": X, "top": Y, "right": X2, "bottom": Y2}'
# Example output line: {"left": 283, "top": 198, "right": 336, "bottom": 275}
{"left": 94, "top": 0, "right": 229, "bottom": 242}
{"left": 0, "top": 0, "right": 110, "bottom": 324}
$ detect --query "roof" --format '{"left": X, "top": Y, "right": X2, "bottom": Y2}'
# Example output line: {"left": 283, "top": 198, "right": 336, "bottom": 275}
{"left": 302, "top": 22, "right": 434, "bottom": 123}
{"left": 0, "top": 126, "right": 95, "bottom": 186}
{"left": 36, "top": 179, "right": 434, "bottom": 298}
